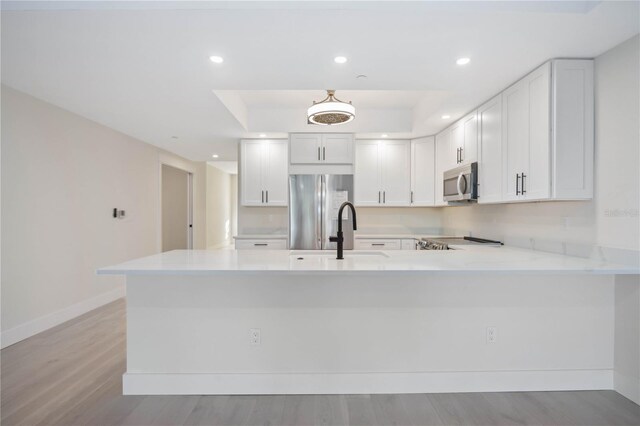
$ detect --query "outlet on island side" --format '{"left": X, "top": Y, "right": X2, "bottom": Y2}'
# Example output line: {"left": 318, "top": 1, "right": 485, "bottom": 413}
{"left": 249, "top": 328, "right": 261, "bottom": 345}
{"left": 486, "top": 326, "right": 498, "bottom": 344}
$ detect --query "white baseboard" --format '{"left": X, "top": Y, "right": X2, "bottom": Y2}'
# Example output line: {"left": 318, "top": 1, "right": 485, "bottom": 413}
{"left": 614, "top": 371, "right": 640, "bottom": 404}
{"left": 1, "top": 287, "right": 125, "bottom": 349}
{"left": 123, "top": 369, "right": 613, "bottom": 395}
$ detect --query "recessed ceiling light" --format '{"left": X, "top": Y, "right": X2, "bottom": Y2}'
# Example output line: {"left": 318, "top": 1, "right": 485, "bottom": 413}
{"left": 381, "top": 134, "right": 388, "bottom": 138}
{"left": 209, "top": 56, "right": 224, "bottom": 64}
{"left": 334, "top": 56, "right": 348, "bottom": 64}
{"left": 441, "top": 115, "right": 451, "bottom": 119}
{"left": 212, "top": 154, "right": 219, "bottom": 158}
{"left": 259, "top": 134, "right": 266, "bottom": 137}
{"left": 456, "top": 57, "right": 470, "bottom": 66}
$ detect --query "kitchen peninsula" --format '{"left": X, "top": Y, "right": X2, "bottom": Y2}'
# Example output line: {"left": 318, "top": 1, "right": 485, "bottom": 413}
{"left": 99, "top": 247, "right": 638, "bottom": 396}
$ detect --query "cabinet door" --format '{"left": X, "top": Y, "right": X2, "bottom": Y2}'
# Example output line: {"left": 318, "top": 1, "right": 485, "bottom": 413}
{"left": 354, "top": 140, "right": 382, "bottom": 206}
{"left": 411, "top": 137, "right": 435, "bottom": 206}
{"left": 289, "top": 134, "right": 322, "bottom": 164}
{"left": 502, "top": 78, "right": 529, "bottom": 201}
{"left": 451, "top": 121, "right": 464, "bottom": 165}
{"left": 462, "top": 110, "right": 478, "bottom": 164}
{"left": 322, "top": 134, "right": 353, "bottom": 164}
{"left": 381, "top": 140, "right": 411, "bottom": 206}
{"left": 241, "top": 140, "right": 265, "bottom": 206}
{"left": 478, "top": 96, "right": 503, "bottom": 203}
{"left": 263, "top": 140, "right": 288, "bottom": 206}
{"left": 434, "top": 129, "right": 451, "bottom": 206}
{"left": 523, "top": 62, "right": 551, "bottom": 200}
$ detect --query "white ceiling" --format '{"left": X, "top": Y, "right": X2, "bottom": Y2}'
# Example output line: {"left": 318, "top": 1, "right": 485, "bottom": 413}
{"left": 2, "top": 1, "right": 639, "bottom": 161}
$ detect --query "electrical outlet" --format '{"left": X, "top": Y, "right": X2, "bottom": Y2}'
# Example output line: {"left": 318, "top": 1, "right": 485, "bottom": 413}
{"left": 249, "top": 328, "right": 261, "bottom": 345}
{"left": 486, "top": 326, "right": 497, "bottom": 343}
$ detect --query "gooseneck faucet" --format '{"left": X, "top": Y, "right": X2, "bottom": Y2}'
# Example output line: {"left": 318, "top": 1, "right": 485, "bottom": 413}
{"left": 329, "top": 201, "right": 357, "bottom": 260}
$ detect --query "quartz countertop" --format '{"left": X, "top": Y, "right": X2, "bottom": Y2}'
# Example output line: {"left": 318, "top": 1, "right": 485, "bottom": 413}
{"left": 98, "top": 246, "right": 639, "bottom": 276}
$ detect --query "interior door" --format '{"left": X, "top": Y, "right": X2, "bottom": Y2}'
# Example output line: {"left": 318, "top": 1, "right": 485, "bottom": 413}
{"left": 161, "top": 164, "right": 191, "bottom": 251}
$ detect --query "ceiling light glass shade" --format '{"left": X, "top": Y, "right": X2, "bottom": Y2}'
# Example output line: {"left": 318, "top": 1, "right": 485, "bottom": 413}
{"left": 307, "top": 90, "right": 355, "bottom": 125}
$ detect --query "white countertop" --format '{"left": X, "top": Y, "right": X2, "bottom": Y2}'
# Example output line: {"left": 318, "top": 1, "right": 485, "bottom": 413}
{"left": 98, "top": 246, "right": 639, "bottom": 276}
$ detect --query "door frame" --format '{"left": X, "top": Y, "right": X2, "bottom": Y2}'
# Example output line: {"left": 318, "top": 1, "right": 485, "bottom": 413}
{"left": 159, "top": 154, "right": 195, "bottom": 252}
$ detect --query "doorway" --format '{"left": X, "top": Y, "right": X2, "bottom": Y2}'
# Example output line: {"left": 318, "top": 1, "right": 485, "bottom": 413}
{"left": 161, "top": 164, "right": 193, "bottom": 251}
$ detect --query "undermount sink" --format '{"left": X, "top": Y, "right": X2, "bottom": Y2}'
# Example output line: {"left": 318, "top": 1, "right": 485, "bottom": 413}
{"left": 289, "top": 250, "right": 390, "bottom": 258}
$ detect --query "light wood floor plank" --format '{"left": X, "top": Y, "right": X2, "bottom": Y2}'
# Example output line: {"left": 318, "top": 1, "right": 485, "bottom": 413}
{"left": 2, "top": 298, "right": 639, "bottom": 426}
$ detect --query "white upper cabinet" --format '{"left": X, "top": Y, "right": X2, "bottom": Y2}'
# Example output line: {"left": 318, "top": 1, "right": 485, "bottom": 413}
{"left": 289, "top": 133, "right": 353, "bottom": 164}
{"left": 241, "top": 139, "right": 288, "bottom": 206}
{"left": 501, "top": 59, "right": 593, "bottom": 202}
{"left": 355, "top": 140, "right": 411, "bottom": 206}
{"left": 354, "top": 140, "right": 381, "bottom": 206}
{"left": 451, "top": 110, "right": 478, "bottom": 166}
{"left": 551, "top": 59, "right": 594, "bottom": 200}
{"left": 434, "top": 129, "right": 453, "bottom": 206}
{"left": 477, "top": 95, "right": 503, "bottom": 203}
{"left": 411, "top": 137, "right": 435, "bottom": 206}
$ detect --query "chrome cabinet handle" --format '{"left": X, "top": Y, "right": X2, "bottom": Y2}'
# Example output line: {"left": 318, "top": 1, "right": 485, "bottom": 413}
{"left": 516, "top": 174, "right": 521, "bottom": 195}
{"left": 456, "top": 148, "right": 460, "bottom": 163}
{"left": 266, "top": 190, "right": 269, "bottom": 203}
{"left": 261, "top": 190, "right": 264, "bottom": 203}
{"left": 254, "top": 243, "right": 268, "bottom": 246}
{"left": 383, "top": 191, "right": 386, "bottom": 203}
{"left": 460, "top": 147, "right": 464, "bottom": 162}
{"left": 521, "top": 173, "right": 527, "bottom": 194}
{"left": 411, "top": 191, "right": 414, "bottom": 203}
{"left": 323, "top": 147, "right": 326, "bottom": 160}
{"left": 318, "top": 147, "right": 321, "bottom": 161}
{"left": 378, "top": 191, "right": 381, "bottom": 203}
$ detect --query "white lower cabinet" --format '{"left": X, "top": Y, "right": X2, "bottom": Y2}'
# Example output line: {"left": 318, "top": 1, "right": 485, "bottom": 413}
{"left": 235, "top": 239, "right": 287, "bottom": 250}
{"left": 355, "top": 239, "right": 401, "bottom": 250}
{"left": 355, "top": 238, "right": 416, "bottom": 250}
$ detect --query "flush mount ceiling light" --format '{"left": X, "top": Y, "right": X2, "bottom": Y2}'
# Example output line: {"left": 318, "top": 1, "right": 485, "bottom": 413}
{"left": 307, "top": 90, "right": 355, "bottom": 126}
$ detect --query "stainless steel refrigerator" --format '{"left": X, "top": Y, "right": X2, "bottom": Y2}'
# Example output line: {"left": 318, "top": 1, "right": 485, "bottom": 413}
{"left": 289, "top": 175, "right": 355, "bottom": 250}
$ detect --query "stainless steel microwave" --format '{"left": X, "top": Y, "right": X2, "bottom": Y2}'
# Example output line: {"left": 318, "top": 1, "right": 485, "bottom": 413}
{"left": 443, "top": 162, "right": 478, "bottom": 202}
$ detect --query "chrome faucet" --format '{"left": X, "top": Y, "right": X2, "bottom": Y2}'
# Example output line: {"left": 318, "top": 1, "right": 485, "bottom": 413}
{"left": 329, "top": 201, "right": 357, "bottom": 260}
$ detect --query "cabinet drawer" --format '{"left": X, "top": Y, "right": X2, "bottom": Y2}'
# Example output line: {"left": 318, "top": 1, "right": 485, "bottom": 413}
{"left": 235, "top": 239, "right": 288, "bottom": 250}
{"left": 401, "top": 239, "right": 417, "bottom": 250}
{"left": 354, "top": 239, "right": 401, "bottom": 250}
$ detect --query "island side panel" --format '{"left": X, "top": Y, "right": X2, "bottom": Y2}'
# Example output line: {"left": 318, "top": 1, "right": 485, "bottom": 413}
{"left": 124, "top": 273, "right": 614, "bottom": 395}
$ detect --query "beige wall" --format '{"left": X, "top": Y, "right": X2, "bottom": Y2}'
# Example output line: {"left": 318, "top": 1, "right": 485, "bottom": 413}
{"left": 441, "top": 35, "right": 640, "bottom": 258}
{"left": 206, "top": 164, "right": 236, "bottom": 249}
{"left": 1, "top": 86, "right": 206, "bottom": 345}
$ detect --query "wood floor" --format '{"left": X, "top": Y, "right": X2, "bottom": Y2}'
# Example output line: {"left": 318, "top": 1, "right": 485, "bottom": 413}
{"left": 2, "top": 299, "right": 639, "bottom": 426}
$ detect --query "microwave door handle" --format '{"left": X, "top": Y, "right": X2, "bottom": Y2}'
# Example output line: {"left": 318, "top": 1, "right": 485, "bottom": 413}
{"left": 456, "top": 173, "right": 465, "bottom": 196}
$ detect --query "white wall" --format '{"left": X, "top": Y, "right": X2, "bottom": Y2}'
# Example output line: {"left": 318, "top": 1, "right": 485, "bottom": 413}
{"left": 0, "top": 86, "right": 206, "bottom": 347}
{"left": 205, "top": 164, "right": 235, "bottom": 249}
{"left": 441, "top": 35, "right": 640, "bottom": 259}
